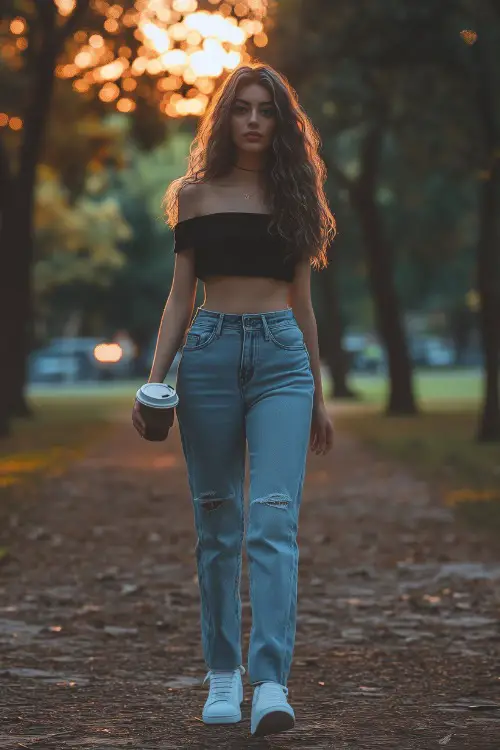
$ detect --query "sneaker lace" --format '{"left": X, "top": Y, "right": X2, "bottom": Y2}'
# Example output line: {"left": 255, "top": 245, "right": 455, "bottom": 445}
{"left": 203, "top": 666, "right": 244, "bottom": 703}
{"left": 260, "top": 681, "right": 289, "bottom": 700}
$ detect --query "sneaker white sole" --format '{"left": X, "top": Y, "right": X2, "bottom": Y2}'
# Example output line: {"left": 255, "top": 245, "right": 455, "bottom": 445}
{"left": 202, "top": 710, "right": 242, "bottom": 725}
{"left": 252, "top": 708, "right": 295, "bottom": 737}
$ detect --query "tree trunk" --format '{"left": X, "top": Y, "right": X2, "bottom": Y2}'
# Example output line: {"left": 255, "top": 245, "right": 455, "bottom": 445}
{"left": 0, "top": 2, "right": 91, "bottom": 436}
{"left": 9, "top": 247, "right": 34, "bottom": 418}
{"left": 0, "top": 198, "right": 35, "bottom": 430}
{"left": 0, "top": 140, "right": 17, "bottom": 436}
{"left": 351, "top": 124, "right": 418, "bottom": 416}
{"left": 0, "top": 26, "right": 60, "bottom": 430}
{"left": 473, "top": 33, "right": 500, "bottom": 443}
{"left": 317, "top": 257, "right": 357, "bottom": 399}
{"left": 476, "top": 166, "right": 500, "bottom": 442}
{"left": 449, "top": 306, "right": 473, "bottom": 367}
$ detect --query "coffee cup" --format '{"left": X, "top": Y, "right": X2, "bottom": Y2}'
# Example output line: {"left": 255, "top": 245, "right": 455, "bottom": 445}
{"left": 135, "top": 383, "right": 179, "bottom": 441}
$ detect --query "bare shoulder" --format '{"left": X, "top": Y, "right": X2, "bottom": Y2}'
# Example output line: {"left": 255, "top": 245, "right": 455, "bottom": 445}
{"left": 177, "top": 181, "right": 207, "bottom": 222}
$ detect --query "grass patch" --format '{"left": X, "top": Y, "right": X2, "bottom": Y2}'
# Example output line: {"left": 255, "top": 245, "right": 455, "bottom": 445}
{"left": 335, "top": 371, "right": 500, "bottom": 530}
{"left": 349, "top": 369, "right": 481, "bottom": 405}
{"left": 336, "top": 407, "right": 499, "bottom": 490}
{"left": 0, "top": 387, "right": 134, "bottom": 489}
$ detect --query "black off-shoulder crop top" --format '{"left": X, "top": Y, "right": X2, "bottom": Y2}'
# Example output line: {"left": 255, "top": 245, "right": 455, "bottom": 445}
{"left": 173, "top": 212, "right": 297, "bottom": 283}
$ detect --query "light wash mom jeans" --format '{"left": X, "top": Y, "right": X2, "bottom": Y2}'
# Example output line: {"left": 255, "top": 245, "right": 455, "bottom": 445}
{"left": 175, "top": 306, "right": 315, "bottom": 687}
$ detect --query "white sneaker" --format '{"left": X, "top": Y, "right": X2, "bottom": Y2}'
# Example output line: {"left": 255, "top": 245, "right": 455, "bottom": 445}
{"left": 202, "top": 666, "right": 245, "bottom": 724}
{"left": 251, "top": 681, "right": 295, "bottom": 737}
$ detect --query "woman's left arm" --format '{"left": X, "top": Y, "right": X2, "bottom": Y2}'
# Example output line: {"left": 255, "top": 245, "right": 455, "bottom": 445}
{"left": 292, "top": 305, "right": 324, "bottom": 407}
{"left": 288, "top": 260, "right": 324, "bottom": 407}
{"left": 288, "top": 260, "right": 334, "bottom": 455}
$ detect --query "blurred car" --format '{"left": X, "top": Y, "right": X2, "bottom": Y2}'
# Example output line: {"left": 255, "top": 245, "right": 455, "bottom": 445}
{"left": 410, "top": 337, "right": 454, "bottom": 367}
{"left": 29, "top": 337, "right": 133, "bottom": 383}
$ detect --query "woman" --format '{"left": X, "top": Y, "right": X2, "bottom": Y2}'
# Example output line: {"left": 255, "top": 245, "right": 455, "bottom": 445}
{"left": 132, "top": 63, "right": 335, "bottom": 737}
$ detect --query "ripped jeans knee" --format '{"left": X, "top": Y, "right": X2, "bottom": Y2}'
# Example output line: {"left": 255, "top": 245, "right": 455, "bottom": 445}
{"left": 196, "top": 491, "right": 229, "bottom": 512}
{"left": 254, "top": 493, "right": 290, "bottom": 509}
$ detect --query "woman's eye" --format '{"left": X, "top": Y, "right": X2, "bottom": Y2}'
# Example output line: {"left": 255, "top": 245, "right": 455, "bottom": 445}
{"left": 233, "top": 104, "right": 247, "bottom": 114}
{"left": 261, "top": 108, "right": 275, "bottom": 118}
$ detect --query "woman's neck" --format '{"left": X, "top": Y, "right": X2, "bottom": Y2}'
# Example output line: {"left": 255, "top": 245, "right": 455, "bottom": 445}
{"left": 233, "top": 151, "right": 267, "bottom": 173}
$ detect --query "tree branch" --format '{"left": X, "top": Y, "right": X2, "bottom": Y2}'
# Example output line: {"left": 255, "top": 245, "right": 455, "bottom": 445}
{"left": 358, "top": 122, "right": 385, "bottom": 192}
{"left": 35, "top": 0, "right": 57, "bottom": 31}
{"left": 0, "top": 133, "right": 12, "bottom": 195}
{"left": 0, "top": 0, "right": 18, "bottom": 23}
{"left": 0, "top": 131, "right": 14, "bottom": 256}
{"left": 57, "top": 0, "right": 91, "bottom": 47}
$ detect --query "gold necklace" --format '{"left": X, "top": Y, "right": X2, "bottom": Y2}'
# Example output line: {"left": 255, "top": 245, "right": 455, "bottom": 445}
{"left": 234, "top": 166, "right": 263, "bottom": 200}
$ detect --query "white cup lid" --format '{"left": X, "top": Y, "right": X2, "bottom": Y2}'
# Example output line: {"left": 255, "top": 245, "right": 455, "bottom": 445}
{"left": 136, "top": 383, "right": 179, "bottom": 409}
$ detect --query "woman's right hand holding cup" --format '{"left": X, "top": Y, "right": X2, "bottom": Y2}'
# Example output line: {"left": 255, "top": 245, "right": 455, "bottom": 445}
{"left": 132, "top": 399, "right": 146, "bottom": 438}
{"left": 133, "top": 383, "right": 178, "bottom": 441}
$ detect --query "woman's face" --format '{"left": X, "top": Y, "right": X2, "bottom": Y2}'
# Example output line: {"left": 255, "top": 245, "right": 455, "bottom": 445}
{"left": 230, "top": 82, "right": 277, "bottom": 155}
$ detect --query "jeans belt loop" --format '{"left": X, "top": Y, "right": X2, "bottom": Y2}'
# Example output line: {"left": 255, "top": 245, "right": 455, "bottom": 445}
{"left": 260, "top": 313, "right": 271, "bottom": 341}
{"left": 215, "top": 313, "right": 224, "bottom": 338}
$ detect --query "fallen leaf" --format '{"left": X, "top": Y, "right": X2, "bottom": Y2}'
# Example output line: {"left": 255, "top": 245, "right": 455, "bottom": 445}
{"left": 439, "top": 733, "right": 453, "bottom": 745}
{"left": 120, "top": 583, "right": 141, "bottom": 596}
{"left": 467, "top": 703, "right": 500, "bottom": 711}
{"left": 103, "top": 626, "right": 138, "bottom": 637}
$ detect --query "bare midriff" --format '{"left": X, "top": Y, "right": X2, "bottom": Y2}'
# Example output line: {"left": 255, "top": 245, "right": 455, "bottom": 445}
{"left": 201, "top": 275, "right": 291, "bottom": 314}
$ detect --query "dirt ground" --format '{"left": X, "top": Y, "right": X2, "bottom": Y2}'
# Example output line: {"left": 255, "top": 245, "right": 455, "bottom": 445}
{"left": 1, "top": 405, "right": 500, "bottom": 750}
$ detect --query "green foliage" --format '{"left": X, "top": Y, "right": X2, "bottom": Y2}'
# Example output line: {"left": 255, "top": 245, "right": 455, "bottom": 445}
{"left": 32, "top": 128, "right": 192, "bottom": 344}
{"left": 88, "top": 133, "right": 193, "bottom": 348}
{"left": 34, "top": 166, "right": 130, "bottom": 294}
{"left": 336, "top": 371, "right": 498, "bottom": 500}
{"left": 337, "top": 403, "right": 500, "bottom": 499}
{"left": 267, "top": 0, "right": 500, "bottom": 331}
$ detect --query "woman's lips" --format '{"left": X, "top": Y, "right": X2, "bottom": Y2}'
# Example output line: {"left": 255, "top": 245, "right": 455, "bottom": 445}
{"left": 244, "top": 132, "right": 262, "bottom": 141}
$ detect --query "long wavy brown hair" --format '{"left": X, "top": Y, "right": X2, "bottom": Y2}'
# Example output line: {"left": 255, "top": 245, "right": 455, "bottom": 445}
{"left": 164, "top": 63, "right": 336, "bottom": 271}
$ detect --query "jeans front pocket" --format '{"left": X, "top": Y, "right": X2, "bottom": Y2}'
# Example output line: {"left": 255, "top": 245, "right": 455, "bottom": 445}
{"left": 267, "top": 321, "right": 306, "bottom": 352}
{"left": 183, "top": 320, "right": 219, "bottom": 351}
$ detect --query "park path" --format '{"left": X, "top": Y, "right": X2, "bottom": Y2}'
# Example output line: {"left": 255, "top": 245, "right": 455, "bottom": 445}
{"left": 1, "top": 406, "right": 500, "bottom": 750}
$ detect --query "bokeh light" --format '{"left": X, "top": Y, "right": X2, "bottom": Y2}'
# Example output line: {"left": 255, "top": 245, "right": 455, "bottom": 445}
{"left": 55, "top": 0, "right": 77, "bottom": 17}
{"left": 10, "top": 18, "right": 26, "bottom": 35}
{"left": 94, "top": 343, "right": 123, "bottom": 363}
{"left": 2, "top": 1, "right": 269, "bottom": 119}
{"left": 99, "top": 82, "right": 120, "bottom": 102}
{"left": 9, "top": 117, "right": 23, "bottom": 131}
{"left": 460, "top": 29, "right": 478, "bottom": 45}
{"left": 116, "top": 97, "right": 136, "bottom": 112}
